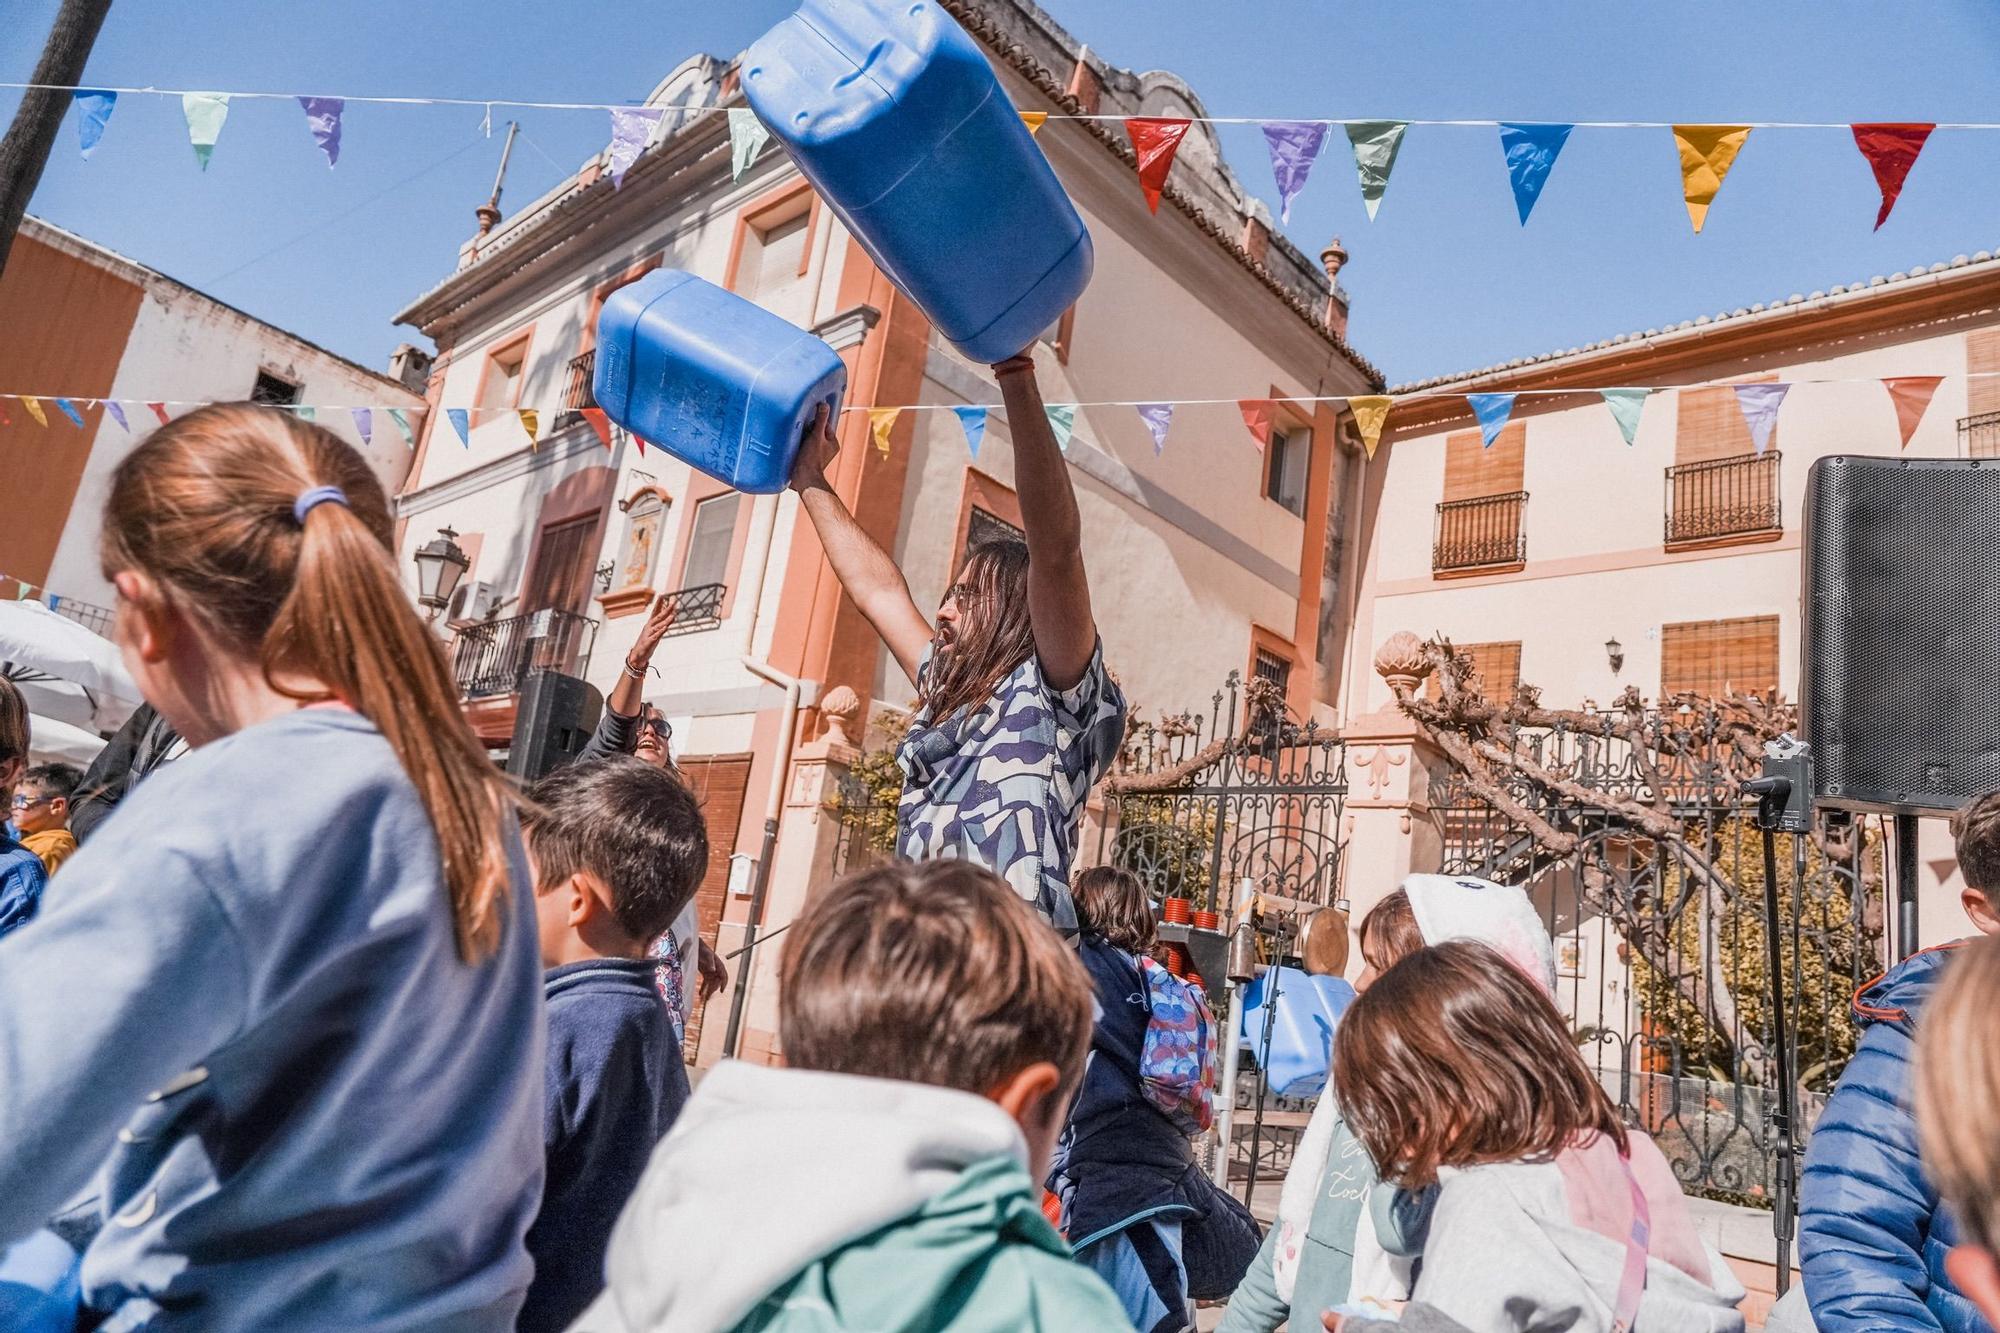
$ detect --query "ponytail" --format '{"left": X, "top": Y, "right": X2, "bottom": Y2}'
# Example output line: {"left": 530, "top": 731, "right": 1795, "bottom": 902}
{"left": 102, "top": 404, "right": 517, "bottom": 961}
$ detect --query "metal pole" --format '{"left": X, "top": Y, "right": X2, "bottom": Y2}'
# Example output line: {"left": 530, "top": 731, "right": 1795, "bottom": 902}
{"left": 1894, "top": 813, "right": 1921, "bottom": 961}
{"left": 1243, "top": 933, "right": 1286, "bottom": 1204}
{"left": 721, "top": 815, "right": 780, "bottom": 1058}
{"left": 1759, "top": 818, "right": 1798, "bottom": 1297}
{"left": 1212, "top": 973, "right": 1245, "bottom": 1188}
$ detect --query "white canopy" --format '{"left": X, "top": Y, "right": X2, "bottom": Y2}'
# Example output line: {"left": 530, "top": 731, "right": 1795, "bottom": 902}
{"left": 26, "top": 712, "right": 108, "bottom": 767}
{"left": 0, "top": 601, "right": 140, "bottom": 735}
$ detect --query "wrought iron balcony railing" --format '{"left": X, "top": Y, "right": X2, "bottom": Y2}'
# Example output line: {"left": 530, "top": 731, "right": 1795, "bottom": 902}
{"left": 1959, "top": 410, "right": 2000, "bottom": 459}
{"left": 1664, "top": 451, "right": 1782, "bottom": 546}
{"left": 659, "top": 582, "right": 726, "bottom": 636}
{"left": 1433, "top": 492, "right": 1528, "bottom": 574}
{"left": 552, "top": 350, "right": 598, "bottom": 434}
{"left": 451, "top": 608, "right": 597, "bottom": 699}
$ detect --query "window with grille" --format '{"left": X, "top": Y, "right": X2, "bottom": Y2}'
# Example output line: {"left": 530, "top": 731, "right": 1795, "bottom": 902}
{"left": 1265, "top": 428, "right": 1309, "bottom": 516}
{"left": 249, "top": 371, "right": 302, "bottom": 406}
{"left": 1253, "top": 647, "right": 1292, "bottom": 692}
{"left": 1425, "top": 641, "right": 1522, "bottom": 702}
{"left": 1435, "top": 423, "right": 1529, "bottom": 574}
{"left": 1965, "top": 331, "right": 2000, "bottom": 457}
{"left": 1660, "top": 615, "right": 1779, "bottom": 699}
{"left": 682, "top": 494, "right": 742, "bottom": 591}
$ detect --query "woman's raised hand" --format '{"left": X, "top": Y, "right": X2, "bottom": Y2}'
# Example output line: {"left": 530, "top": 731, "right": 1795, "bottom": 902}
{"left": 789, "top": 403, "right": 840, "bottom": 494}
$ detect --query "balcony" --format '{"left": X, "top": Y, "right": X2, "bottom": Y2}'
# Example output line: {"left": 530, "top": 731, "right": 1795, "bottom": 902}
{"left": 1433, "top": 492, "right": 1528, "bottom": 576}
{"left": 1664, "top": 452, "right": 1782, "bottom": 548}
{"left": 658, "top": 582, "right": 726, "bottom": 635}
{"left": 451, "top": 608, "right": 597, "bottom": 699}
{"left": 552, "top": 350, "right": 597, "bottom": 434}
{"left": 1960, "top": 411, "right": 2000, "bottom": 459}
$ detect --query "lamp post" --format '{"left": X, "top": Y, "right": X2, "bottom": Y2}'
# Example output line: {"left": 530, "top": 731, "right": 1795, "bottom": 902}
{"left": 412, "top": 527, "right": 470, "bottom": 623}
{"left": 1605, "top": 636, "right": 1625, "bottom": 675}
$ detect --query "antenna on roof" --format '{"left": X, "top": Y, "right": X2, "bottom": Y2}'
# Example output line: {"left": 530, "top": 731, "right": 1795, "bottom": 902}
{"left": 475, "top": 121, "right": 521, "bottom": 240}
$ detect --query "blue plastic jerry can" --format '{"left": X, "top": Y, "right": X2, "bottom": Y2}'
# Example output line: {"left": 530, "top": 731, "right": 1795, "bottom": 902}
{"left": 593, "top": 269, "right": 846, "bottom": 493}
{"left": 743, "top": 0, "right": 1093, "bottom": 365}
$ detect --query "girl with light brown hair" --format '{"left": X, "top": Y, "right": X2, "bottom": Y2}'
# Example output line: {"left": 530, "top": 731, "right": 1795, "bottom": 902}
{"left": 0, "top": 405, "right": 546, "bottom": 1329}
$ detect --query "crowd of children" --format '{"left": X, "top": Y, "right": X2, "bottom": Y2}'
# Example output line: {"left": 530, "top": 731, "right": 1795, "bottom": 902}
{"left": 0, "top": 401, "right": 1997, "bottom": 1332}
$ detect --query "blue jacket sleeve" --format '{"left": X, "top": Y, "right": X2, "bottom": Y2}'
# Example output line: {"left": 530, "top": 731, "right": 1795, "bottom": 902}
{"left": 1799, "top": 1015, "right": 1942, "bottom": 1332}
{"left": 0, "top": 854, "right": 48, "bottom": 941}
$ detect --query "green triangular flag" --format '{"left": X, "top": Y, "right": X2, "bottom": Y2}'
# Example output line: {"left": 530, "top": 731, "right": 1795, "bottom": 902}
{"left": 1600, "top": 388, "right": 1650, "bottom": 446}
{"left": 183, "top": 93, "right": 230, "bottom": 170}
{"left": 728, "top": 107, "right": 769, "bottom": 182}
{"left": 1345, "top": 120, "right": 1408, "bottom": 221}
{"left": 1045, "top": 404, "right": 1076, "bottom": 453}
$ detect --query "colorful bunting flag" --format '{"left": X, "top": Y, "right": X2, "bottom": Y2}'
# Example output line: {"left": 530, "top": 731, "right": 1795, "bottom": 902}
{"left": 447, "top": 408, "right": 470, "bottom": 446}
{"left": 1465, "top": 392, "right": 1517, "bottom": 448}
{"left": 581, "top": 407, "right": 612, "bottom": 448}
{"left": 1599, "top": 388, "right": 1650, "bottom": 446}
{"left": 182, "top": 93, "right": 230, "bottom": 170}
{"left": 350, "top": 407, "right": 372, "bottom": 445}
{"left": 728, "top": 107, "right": 769, "bottom": 183}
{"left": 1348, "top": 395, "right": 1392, "bottom": 460}
{"left": 147, "top": 402, "right": 170, "bottom": 426}
{"left": 1124, "top": 118, "right": 1192, "bottom": 214}
{"left": 1020, "top": 111, "right": 1048, "bottom": 136}
{"left": 298, "top": 97, "right": 344, "bottom": 167}
{"left": 951, "top": 405, "right": 987, "bottom": 459}
{"left": 607, "top": 107, "right": 664, "bottom": 189}
{"left": 1136, "top": 403, "right": 1175, "bottom": 455}
{"left": 1672, "top": 125, "right": 1752, "bottom": 233}
{"left": 294, "top": 405, "right": 316, "bottom": 423}
{"left": 1499, "top": 123, "right": 1573, "bottom": 224}
{"left": 1260, "top": 121, "right": 1329, "bottom": 224}
{"left": 103, "top": 400, "right": 127, "bottom": 432}
{"left": 53, "top": 399, "right": 86, "bottom": 429}
{"left": 1733, "top": 382, "right": 1788, "bottom": 454}
{"left": 1884, "top": 376, "right": 1944, "bottom": 448}
{"left": 518, "top": 408, "right": 539, "bottom": 442}
{"left": 0, "top": 401, "right": 9, "bottom": 426}
{"left": 633, "top": 435, "right": 650, "bottom": 456}
{"left": 1237, "top": 399, "right": 1276, "bottom": 450}
{"left": 1345, "top": 121, "right": 1407, "bottom": 221}
{"left": 868, "top": 407, "right": 901, "bottom": 457}
{"left": 387, "top": 408, "right": 415, "bottom": 447}
{"left": 72, "top": 90, "right": 115, "bottom": 158}
{"left": 22, "top": 398, "right": 47, "bottom": 428}
{"left": 1851, "top": 123, "right": 1934, "bottom": 230}
{"left": 1045, "top": 404, "right": 1077, "bottom": 453}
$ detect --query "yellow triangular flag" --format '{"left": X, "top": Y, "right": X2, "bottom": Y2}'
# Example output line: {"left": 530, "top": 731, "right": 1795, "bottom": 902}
{"left": 1348, "top": 395, "right": 1392, "bottom": 460}
{"left": 1672, "top": 125, "right": 1752, "bottom": 234}
{"left": 1020, "top": 111, "right": 1048, "bottom": 136}
{"left": 518, "top": 408, "right": 539, "bottom": 445}
{"left": 21, "top": 397, "right": 47, "bottom": 428}
{"left": 868, "top": 407, "right": 901, "bottom": 457}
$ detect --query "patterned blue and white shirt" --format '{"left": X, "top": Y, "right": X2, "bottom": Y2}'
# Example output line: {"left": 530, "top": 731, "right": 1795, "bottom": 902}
{"left": 896, "top": 641, "right": 1127, "bottom": 936}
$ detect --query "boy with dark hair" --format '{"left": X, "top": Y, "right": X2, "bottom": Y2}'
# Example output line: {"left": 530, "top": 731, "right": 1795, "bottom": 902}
{"left": 572, "top": 859, "right": 1136, "bottom": 1332}
{"left": 1799, "top": 791, "right": 2000, "bottom": 1333}
{"left": 12, "top": 763, "right": 82, "bottom": 875}
{"left": 518, "top": 757, "right": 710, "bottom": 1333}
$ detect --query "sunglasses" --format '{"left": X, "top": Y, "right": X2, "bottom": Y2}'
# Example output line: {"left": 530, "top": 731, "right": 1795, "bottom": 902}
{"left": 8, "top": 794, "right": 52, "bottom": 812}
{"left": 638, "top": 716, "right": 673, "bottom": 740}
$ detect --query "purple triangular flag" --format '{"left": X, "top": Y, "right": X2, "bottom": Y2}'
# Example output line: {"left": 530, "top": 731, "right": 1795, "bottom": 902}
{"left": 103, "top": 400, "right": 128, "bottom": 432}
{"left": 606, "top": 108, "right": 664, "bottom": 189}
{"left": 351, "top": 407, "right": 373, "bottom": 445}
{"left": 1260, "top": 121, "right": 1329, "bottom": 224}
{"left": 1135, "top": 403, "right": 1175, "bottom": 455}
{"left": 1733, "top": 383, "right": 1789, "bottom": 454}
{"left": 297, "top": 97, "right": 344, "bottom": 167}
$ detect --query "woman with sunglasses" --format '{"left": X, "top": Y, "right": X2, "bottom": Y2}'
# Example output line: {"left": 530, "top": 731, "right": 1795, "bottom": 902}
{"left": 789, "top": 355, "right": 1125, "bottom": 938}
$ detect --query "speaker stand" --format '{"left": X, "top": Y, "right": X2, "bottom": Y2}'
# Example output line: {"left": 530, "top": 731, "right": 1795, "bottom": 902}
{"left": 1894, "top": 813, "right": 1921, "bottom": 961}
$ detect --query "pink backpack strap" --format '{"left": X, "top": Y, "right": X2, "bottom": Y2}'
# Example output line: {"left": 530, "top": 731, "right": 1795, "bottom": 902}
{"left": 1610, "top": 1149, "right": 1652, "bottom": 1333}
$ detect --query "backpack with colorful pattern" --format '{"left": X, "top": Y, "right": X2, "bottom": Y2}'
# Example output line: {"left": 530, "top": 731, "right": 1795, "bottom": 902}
{"left": 1137, "top": 955, "right": 1216, "bottom": 1135}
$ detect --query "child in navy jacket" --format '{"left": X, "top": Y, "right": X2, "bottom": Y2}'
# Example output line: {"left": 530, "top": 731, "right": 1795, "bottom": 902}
{"left": 520, "top": 757, "right": 711, "bottom": 1333}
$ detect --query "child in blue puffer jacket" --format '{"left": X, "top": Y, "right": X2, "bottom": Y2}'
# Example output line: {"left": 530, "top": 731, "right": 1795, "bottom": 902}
{"left": 1799, "top": 791, "right": 2000, "bottom": 1333}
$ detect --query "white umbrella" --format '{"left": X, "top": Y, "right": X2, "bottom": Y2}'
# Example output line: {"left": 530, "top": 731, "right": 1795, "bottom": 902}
{"left": 26, "top": 712, "right": 108, "bottom": 767}
{"left": 4, "top": 672, "right": 133, "bottom": 734}
{"left": 0, "top": 601, "right": 138, "bottom": 702}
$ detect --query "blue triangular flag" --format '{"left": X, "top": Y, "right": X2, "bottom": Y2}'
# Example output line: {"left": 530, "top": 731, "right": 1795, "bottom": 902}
{"left": 1600, "top": 389, "right": 1650, "bottom": 446}
{"left": 1466, "top": 392, "right": 1517, "bottom": 448}
{"left": 1136, "top": 403, "right": 1175, "bottom": 455}
{"left": 73, "top": 90, "right": 115, "bottom": 158}
{"left": 1499, "top": 122, "right": 1573, "bottom": 224}
{"left": 1045, "top": 404, "right": 1077, "bottom": 453}
{"left": 447, "top": 408, "right": 470, "bottom": 446}
{"left": 351, "top": 407, "right": 373, "bottom": 445}
{"left": 54, "top": 398, "right": 87, "bottom": 429}
{"left": 952, "top": 405, "right": 988, "bottom": 459}
{"left": 103, "top": 400, "right": 128, "bottom": 432}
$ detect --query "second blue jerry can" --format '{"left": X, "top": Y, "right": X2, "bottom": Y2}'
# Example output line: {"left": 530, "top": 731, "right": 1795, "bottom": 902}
{"left": 743, "top": 0, "right": 1093, "bottom": 365}
{"left": 593, "top": 269, "right": 846, "bottom": 494}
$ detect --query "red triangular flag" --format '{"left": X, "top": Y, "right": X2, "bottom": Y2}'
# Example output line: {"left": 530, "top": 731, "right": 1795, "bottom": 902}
{"left": 1851, "top": 123, "right": 1934, "bottom": 230}
{"left": 1124, "top": 118, "right": 1192, "bottom": 214}
{"left": 1884, "top": 376, "right": 1944, "bottom": 448}
{"left": 147, "top": 402, "right": 170, "bottom": 426}
{"left": 580, "top": 407, "right": 612, "bottom": 449}
{"left": 0, "top": 401, "right": 10, "bottom": 427}
{"left": 633, "top": 434, "right": 649, "bottom": 456}
{"left": 1238, "top": 399, "right": 1275, "bottom": 450}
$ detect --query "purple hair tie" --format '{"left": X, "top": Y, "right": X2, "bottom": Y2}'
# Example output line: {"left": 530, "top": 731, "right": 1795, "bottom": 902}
{"left": 292, "top": 485, "right": 349, "bottom": 525}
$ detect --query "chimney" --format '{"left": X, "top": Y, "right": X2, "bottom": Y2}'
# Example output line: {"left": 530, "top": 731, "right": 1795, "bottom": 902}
{"left": 1240, "top": 214, "right": 1270, "bottom": 269}
{"left": 1065, "top": 44, "right": 1103, "bottom": 115}
{"left": 1321, "top": 235, "right": 1351, "bottom": 340}
{"left": 389, "top": 344, "right": 436, "bottom": 394}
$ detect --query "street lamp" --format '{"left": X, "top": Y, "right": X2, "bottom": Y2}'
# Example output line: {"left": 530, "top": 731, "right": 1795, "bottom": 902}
{"left": 413, "top": 527, "right": 470, "bottom": 622}
{"left": 1605, "top": 637, "right": 1625, "bottom": 674}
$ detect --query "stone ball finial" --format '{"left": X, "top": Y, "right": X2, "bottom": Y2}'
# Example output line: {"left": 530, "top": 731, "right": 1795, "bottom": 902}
{"left": 820, "top": 684, "right": 861, "bottom": 748}
{"left": 1321, "top": 235, "right": 1349, "bottom": 280}
{"left": 1373, "top": 631, "right": 1432, "bottom": 696}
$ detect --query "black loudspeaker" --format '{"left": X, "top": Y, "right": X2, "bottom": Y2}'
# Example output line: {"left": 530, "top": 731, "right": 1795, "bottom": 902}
{"left": 1803, "top": 455, "right": 2000, "bottom": 813}
{"left": 506, "top": 670, "right": 604, "bottom": 782}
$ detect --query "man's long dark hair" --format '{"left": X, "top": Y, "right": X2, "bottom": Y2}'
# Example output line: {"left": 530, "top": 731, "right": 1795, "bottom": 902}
{"left": 920, "top": 539, "right": 1037, "bottom": 723}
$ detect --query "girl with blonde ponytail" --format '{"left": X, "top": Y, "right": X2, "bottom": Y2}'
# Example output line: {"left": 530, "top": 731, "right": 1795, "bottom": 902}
{"left": 0, "top": 405, "right": 546, "bottom": 1329}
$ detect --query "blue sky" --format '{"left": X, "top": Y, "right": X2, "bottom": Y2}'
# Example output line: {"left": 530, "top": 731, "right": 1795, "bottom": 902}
{"left": 9, "top": 1, "right": 2000, "bottom": 387}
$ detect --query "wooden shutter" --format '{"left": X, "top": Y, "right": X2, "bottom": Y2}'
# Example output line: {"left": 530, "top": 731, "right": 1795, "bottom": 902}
{"left": 1660, "top": 616, "right": 1779, "bottom": 699}
{"left": 1675, "top": 376, "right": 1775, "bottom": 466}
{"left": 673, "top": 752, "right": 753, "bottom": 1062}
{"left": 1969, "top": 330, "right": 2000, "bottom": 443}
{"left": 1442, "top": 423, "right": 1526, "bottom": 501}
{"left": 1427, "top": 641, "right": 1523, "bottom": 701}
